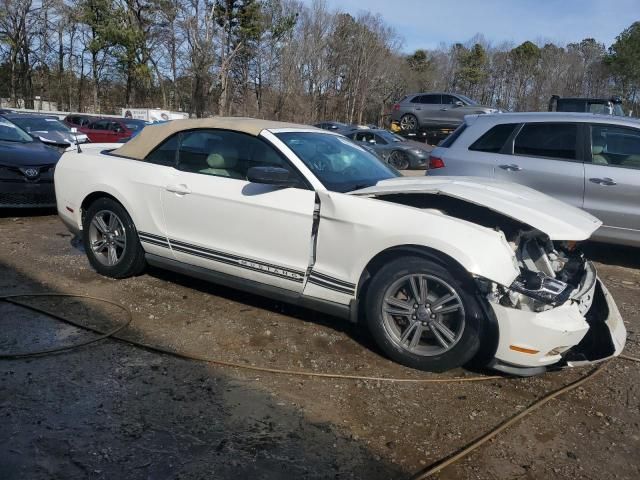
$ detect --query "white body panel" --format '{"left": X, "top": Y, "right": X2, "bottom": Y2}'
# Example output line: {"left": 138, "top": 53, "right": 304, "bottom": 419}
{"left": 352, "top": 176, "right": 602, "bottom": 241}
{"left": 161, "top": 170, "right": 315, "bottom": 291}
{"left": 54, "top": 128, "right": 625, "bottom": 373}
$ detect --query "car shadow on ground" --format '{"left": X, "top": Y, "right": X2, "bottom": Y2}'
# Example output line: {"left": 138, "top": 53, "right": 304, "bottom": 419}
{"left": 146, "top": 264, "right": 380, "bottom": 353}
{"left": 582, "top": 241, "right": 640, "bottom": 270}
{"left": 0, "top": 260, "right": 404, "bottom": 480}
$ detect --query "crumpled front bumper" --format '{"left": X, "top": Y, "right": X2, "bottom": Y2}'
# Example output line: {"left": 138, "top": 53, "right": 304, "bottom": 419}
{"left": 487, "top": 275, "right": 626, "bottom": 376}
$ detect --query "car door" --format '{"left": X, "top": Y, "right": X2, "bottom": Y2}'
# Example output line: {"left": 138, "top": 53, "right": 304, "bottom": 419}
{"left": 418, "top": 94, "right": 442, "bottom": 126}
{"left": 161, "top": 129, "right": 316, "bottom": 292}
{"left": 493, "top": 122, "right": 585, "bottom": 208}
{"left": 439, "top": 94, "right": 465, "bottom": 126}
{"left": 86, "top": 120, "right": 112, "bottom": 143}
{"left": 584, "top": 123, "right": 640, "bottom": 244}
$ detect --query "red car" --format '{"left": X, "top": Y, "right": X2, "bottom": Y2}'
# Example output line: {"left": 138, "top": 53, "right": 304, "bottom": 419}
{"left": 79, "top": 118, "right": 148, "bottom": 143}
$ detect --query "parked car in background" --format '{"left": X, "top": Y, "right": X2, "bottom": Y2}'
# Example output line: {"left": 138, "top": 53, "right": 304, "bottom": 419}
{"left": 55, "top": 117, "right": 625, "bottom": 376}
{"left": 0, "top": 116, "right": 61, "bottom": 208}
{"left": 4, "top": 114, "right": 89, "bottom": 151}
{"left": 79, "top": 118, "right": 148, "bottom": 143}
{"left": 64, "top": 114, "right": 99, "bottom": 128}
{"left": 549, "top": 95, "right": 625, "bottom": 116}
{"left": 314, "top": 121, "right": 354, "bottom": 134}
{"left": 344, "top": 127, "right": 432, "bottom": 169}
{"left": 391, "top": 92, "right": 498, "bottom": 131}
{"left": 428, "top": 112, "right": 640, "bottom": 247}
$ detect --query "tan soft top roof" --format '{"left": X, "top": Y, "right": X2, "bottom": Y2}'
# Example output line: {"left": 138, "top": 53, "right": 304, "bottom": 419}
{"left": 113, "top": 117, "right": 319, "bottom": 160}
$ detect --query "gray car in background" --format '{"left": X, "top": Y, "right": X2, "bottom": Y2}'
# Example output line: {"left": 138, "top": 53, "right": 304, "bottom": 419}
{"left": 428, "top": 112, "right": 640, "bottom": 247}
{"left": 3, "top": 114, "right": 89, "bottom": 150}
{"left": 344, "top": 128, "right": 432, "bottom": 169}
{"left": 390, "top": 92, "right": 498, "bottom": 131}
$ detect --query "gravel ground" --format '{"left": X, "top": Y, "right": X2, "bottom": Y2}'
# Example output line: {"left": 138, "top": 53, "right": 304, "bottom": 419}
{"left": 0, "top": 208, "right": 638, "bottom": 480}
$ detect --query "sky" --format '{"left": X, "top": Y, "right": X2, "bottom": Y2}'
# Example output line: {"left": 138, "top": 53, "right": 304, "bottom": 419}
{"left": 313, "top": 0, "right": 640, "bottom": 52}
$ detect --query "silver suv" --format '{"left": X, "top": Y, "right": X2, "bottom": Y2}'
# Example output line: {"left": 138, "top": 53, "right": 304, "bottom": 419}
{"left": 428, "top": 112, "right": 640, "bottom": 247}
{"left": 390, "top": 92, "right": 497, "bottom": 131}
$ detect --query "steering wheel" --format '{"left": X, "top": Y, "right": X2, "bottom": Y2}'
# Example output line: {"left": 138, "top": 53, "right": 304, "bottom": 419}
{"left": 341, "top": 165, "right": 359, "bottom": 177}
{"left": 309, "top": 154, "right": 330, "bottom": 172}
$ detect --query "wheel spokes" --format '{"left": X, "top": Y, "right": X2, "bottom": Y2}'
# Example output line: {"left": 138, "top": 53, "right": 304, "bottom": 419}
{"left": 431, "top": 293, "right": 461, "bottom": 315}
{"left": 384, "top": 296, "right": 413, "bottom": 317}
{"left": 113, "top": 234, "right": 126, "bottom": 249}
{"left": 430, "top": 320, "right": 456, "bottom": 343}
{"left": 382, "top": 273, "right": 466, "bottom": 356}
{"left": 400, "top": 322, "right": 423, "bottom": 349}
{"left": 92, "top": 239, "right": 108, "bottom": 253}
{"left": 430, "top": 324, "right": 450, "bottom": 349}
{"left": 107, "top": 245, "right": 119, "bottom": 265}
{"left": 408, "top": 276, "right": 428, "bottom": 304}
{"left": 107, "top": 213, "right": 119, "bottom": 231}
{"left": 92, "top": 215, "right": 109, "bottom": 234}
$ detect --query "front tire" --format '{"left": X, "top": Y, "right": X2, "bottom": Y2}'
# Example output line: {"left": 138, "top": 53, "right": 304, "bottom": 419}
{"left": 365, "top": 256, "right": 485, "bottom": 372}
{"left": 82, "top": 197, "right": 146, "bottom": 278}
{"left": 400, "top": 113, "right": 419, "bottom": 131}
{"left": 389, "top": 150, "right": 410, "bottom": 170}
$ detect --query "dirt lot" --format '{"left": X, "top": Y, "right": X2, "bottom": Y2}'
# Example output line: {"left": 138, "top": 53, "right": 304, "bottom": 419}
{"left": 1, "top": 209, "right": 639, "bottom": 480}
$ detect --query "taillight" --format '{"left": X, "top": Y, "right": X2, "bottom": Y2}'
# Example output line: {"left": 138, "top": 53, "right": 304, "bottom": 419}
{"left": 392, "top": 103, "right": 400, "bottom": 111}
{"left": 428, "top": 155, "right": 445, "bottom": 169}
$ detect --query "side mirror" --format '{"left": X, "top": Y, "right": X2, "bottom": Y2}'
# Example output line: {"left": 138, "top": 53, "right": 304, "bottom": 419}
{"left": 368, "top": 139, "right": 376, "bottom": 144}
{"left": 247, "top": 166, "right": 300, "bottom": 187}
{"left": 455, "top": 101, "right": 464, "bottom": 107}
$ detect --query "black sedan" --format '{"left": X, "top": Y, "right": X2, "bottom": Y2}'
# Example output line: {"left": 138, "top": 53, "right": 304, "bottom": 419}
{"left": 344, "top": 128, "right": 432, "bottom": 170}
{"left": 0, "top": 116, "right": 61, "bottom": 208}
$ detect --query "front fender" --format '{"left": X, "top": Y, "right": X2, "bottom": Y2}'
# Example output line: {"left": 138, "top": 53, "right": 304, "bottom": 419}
{"left": 313, "top": 192, "right": 520, "bottom": 291}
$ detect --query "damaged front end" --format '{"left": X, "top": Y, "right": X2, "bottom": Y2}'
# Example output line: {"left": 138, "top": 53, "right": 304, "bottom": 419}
{"left": 477, "top": 232, "right": 626, "bottom": 376}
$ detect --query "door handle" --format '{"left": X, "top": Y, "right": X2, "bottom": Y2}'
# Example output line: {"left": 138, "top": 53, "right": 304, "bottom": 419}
{"left": 415, "top": 107, "right": 422, "bottom": 111}
{"left": 165, "top": 184, "right": 191, "bottom": 195}
{"left": 589, "top": 177, "right": 617, "bottom": 186}
{"left": 440, "top": 108, "right": 448, "bottom": 111}
{"left": 499, "top": 164, "right": 522, "bottom": 172}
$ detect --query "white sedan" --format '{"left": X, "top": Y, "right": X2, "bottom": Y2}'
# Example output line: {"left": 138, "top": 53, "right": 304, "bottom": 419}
{"left": 54, "top": 118, "right": 626, "bottom": 375}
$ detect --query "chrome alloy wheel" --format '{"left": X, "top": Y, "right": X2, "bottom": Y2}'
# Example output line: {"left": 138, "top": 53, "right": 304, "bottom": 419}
{"left": 400, "top": 114, "right": 417, "bottom": 131}
{"left": 381, "top": 274, "right": 465, "bottom": 356}
{"left": 88, "top": 210, "right": 127, "bottom": 266}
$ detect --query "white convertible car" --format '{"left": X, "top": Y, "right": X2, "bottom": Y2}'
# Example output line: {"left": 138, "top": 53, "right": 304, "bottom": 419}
{"left": 54, "top": 118, "right": 626, "bottom": 375}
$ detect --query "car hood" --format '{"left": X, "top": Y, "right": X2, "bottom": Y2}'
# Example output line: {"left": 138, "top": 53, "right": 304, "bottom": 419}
{"left": 31, "top": 130, "right": 75, "bottom": 144}
{"left": 0, "top": 140, "right": 61, "bottom": 166}
{"left": 349, "top": 176, "right": 602, "bottom": 241}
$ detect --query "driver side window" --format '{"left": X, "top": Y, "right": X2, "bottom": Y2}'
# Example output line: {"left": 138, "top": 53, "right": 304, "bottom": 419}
{"left": 175, "top": 129, "right": 303, "bottom": 182}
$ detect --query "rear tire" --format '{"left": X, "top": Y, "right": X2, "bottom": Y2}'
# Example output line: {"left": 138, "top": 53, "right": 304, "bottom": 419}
{"left": 82, "top": 197, "right": 146, "bottom": 278}
{"left": 365, "top": 256, "right": 486, "bottom": 372}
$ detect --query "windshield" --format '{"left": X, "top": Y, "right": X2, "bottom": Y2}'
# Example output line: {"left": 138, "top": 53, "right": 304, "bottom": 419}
{"left": 275, "top": 132, "right": 400, "bottom": 192}
{"left": 377, "top": 130, "right": 406, "bottom": 143}
{"left": 10, "top": 117, "right": 70, "bottom": 133}
{"left": 456, "top": 94, "right": 478, "bottom": 105}
{"left": 0, "top": 118, "right": 34, "bottom": 142}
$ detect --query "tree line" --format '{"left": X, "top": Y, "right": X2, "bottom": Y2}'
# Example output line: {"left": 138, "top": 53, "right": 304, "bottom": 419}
{"left": 1, "top": 0, "right": 638, "bottom": 123}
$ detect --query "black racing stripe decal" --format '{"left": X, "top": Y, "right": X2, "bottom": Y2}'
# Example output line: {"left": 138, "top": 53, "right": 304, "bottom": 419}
{"left": 171, "top": 244, "right": 304, "bottom": 283}
{"left": 310, "top": 271, "right": 355, "bottom": 289}
{"left": 139, "top": 237, "right": 170, "bottom": 248}
{"left": 138, "top": 231, "right": 167, "bottom": 242}
{"left": 168, "top": 238, "right": 306, "bottom": 277}
{"left": 137, "top": 232, "right": 309, "bottom": 285}
{"left": 308, "top": 277, "right": 355, "bottom": 295}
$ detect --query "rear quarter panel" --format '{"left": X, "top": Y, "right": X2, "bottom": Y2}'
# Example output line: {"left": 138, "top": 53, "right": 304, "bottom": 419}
{"left": 54, "top": 146, "right": 170, "bottom": 241}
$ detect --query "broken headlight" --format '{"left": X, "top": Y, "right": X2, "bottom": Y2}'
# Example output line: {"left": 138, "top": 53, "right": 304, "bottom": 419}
{"left": 509, "top": 271, "right": 573, "bottom": 306}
